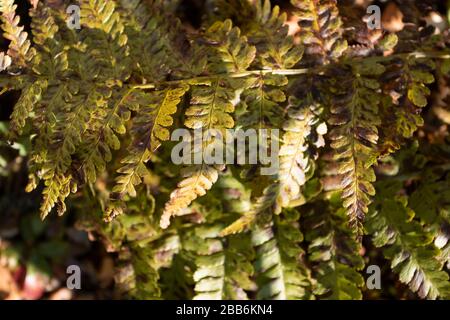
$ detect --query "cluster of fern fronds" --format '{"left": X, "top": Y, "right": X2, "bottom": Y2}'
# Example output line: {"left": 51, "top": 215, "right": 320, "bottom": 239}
{"left": 1, "top": 0, "right": 450, "bottom": 299}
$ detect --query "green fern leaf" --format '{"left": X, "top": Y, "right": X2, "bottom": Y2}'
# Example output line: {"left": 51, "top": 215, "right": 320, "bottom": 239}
{"left": 277, "top": 95, "right": 326, "bottom": 211}
{"left": 161, "top": 20, "right": 255, "bottom": 228}
{"left": 113, "top": 85, "right": 188, "bottom": 197}
{"left": 304, "top": 198, "right": 365, "bottom": 299}
{"left": 366, "top": 181, "right": 450, "bottom": 299}
{"left": 184, "top": 224, "right": 254, "bottom": 300}
{"left": 249, "top": 0, "right": 304, "bottom": 69}
{"left": 252, "top": 210, "right": 313, "bottom": 299}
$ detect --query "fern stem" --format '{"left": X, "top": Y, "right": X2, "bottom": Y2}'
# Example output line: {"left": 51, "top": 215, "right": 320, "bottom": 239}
{"left": 130, "top": 68, "right": 311, "bottom": 90}
{"left": 130, "top": 51, "right": 450, "bottom": 91}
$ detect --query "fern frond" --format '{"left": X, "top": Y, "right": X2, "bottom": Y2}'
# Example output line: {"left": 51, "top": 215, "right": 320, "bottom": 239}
{"left": 9, "top": 4, "right": 68, "bottom": 134}
{"left": 366, "top": 181, "right": 450, "bottom": 299}
{"left": 225, "top": 93, "right": 327, "bottom": 232}
{"left": 113, "top": 85, "right": 188, "bottom": 197}
{"left": 26, "top": 83, "right": 66, "bottom": 190}
{"left": 9, "top": 79, "right": 45, "bottom": 134}
{"left": 79, "top": 0, "right": 130, "bottom": 82}
{"left": 119, "top": 0, "right": 205, "bottom": 80}
{"left": 0, "top": 0, "right": 34, "bottom": 69}
{"left": 80, "top": 87, "right": 132, "bottom": 185}
{"left": 291, "top": 0, "right": 347, "bottom": 65}
{"left": 252, "top": 210, "right": 313, "bottom": 299}
{"left": 161, "top": 20, "right": 255, "bottom": 228}
{"left": 162, "top": 164, "right": 223, "bottom": 229}
{"left": 80, "top": 0, "right": 126, "bottom": 41}
{"left": 379, "top": 57, "right": 435, "bottom": 153}
{"left": 238, "top": 73, "right": 287, "bottom": 129}
{"left": 29, "top": 4, "right": 69, "bottom": 78}
{"left": 277, "top": 95, "right": 326, "bottom": 211}
{"left": 38, "top": 85, "right": 108, "bottom": 218}
{"left": 304, "top": 199, "right": 365, "bottom": 299}
{"left": 28, "top": 1, "right": 132, "bottom": 211}
{"left": 326, "top": 62, "right": 385, "bottom": 233}
{"left": 30, "top": 4, "right": 59, "bottom": 49}
{"left": 184, "top": 224, "right": 254, "bottom": 300}
{"left": 249, "top": 0, "right": 304, "bottom": 69}
{"left": 160, "top": 81, "right": 234, "bottom": 228}
{"left": 39, "top": 172, "right": 72, "bottom": 219}
{"left": 115, "top": 249, "right": 161, "bottom": 299}
{"left": 24, "top": 5, "right": 70, "bottom": 176}
{"left": 220, "top": 183, "right": 279, "bottom": 236}
{"left": 204, "top": 19, "right": 256, "bottom": 74}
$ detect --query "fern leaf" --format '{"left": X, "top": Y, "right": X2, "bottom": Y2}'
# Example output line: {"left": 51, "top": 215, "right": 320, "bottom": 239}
{"left": 249, "top": 0, "right": 304, "bottom": 69}
{"left": 326, "top": 62, "right": 385, "bottom": 233}
{"left": 291, "top": 0, "right": 347, "bottom": 65}
{"left": 80, "top": 0, "right": 126, "bottom": 41}
{"left": 277, "top": 95, "right": 326, "bottom": 211}
{"left": 80, "top": 87, "right": 132, "bottom": 185}
{"left": 31, "top": 0, "right": 133, "bottom": 212}
{"left": 9, "top": 79, "right": 44, "bottom": 133}
{"left": 304, "top": 199, "right": 365, "bottom": 299}
{"left": 252, "top": 210, "right": 313, "bottom": 299}
{"left": 0, "top": 51, "right": 11, "bottom": 71}
{"left": 38, "top": 85, "right": 106, "bottom": 218}
{"left": 366, "top": 182, "right": 450, "bottom": 299}
{"left": 160, "top": 82, "right": 233, "bottom": 228}
{"left": 204, "top": 19, "right": 256, "bottom": 74}
{"left": 79, "top": 0, "right": 130, "bottom": 82}
{"left": 379, "top": 57, "right": 435, "bottom": 153}
{"left": 113, "top": 85, "right": 188, "bottom": 197}
{"left": 223, "top": 93, "right": 326, "bottom": 232}
{"left": 220, "top": 183, "right": 279, "bottom": 237}
{"left": 0, "top": 0, "right": 34, "bottom": 68}
{"left": 115, "top": 249, "right": 161, "bottom": 299}
{"left": 162, "top": 20, "right": 255, "bottom": 228}
{"left": 30, "top": 4, "right": 58, "bottom": 48}
{"left": 24, "top": 6, "right": 71, "bottom": 182}
{"left": 9, "top": 4, "right": 69, "bottom": 134}
{"left": 238, "top": 73, "right": 288, "bottom": 129}
{"left": 119, "top": 0, "right": 205, "bottom": 80}
{"left": 39, "top": 172, "right": 72, "bottom": 219}
{"left": 162, "top": 164, "right": 223, "bottom": 229}
{"left": 185, "top": 224, "right": 254, "bottom": 300}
